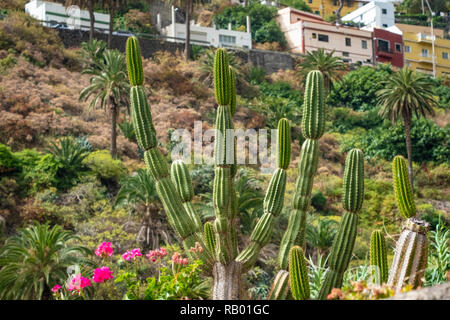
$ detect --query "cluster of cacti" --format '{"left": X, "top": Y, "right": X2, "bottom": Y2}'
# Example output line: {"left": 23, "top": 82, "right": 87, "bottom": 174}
{"left": 388, "top": 155, "right": 429, "bottom": 293}
{"left": 318, "top": 148, "right": 365, "bottom": 300}
{"left": 370, "top": 230, "right": 388, "bottom": 285}
{"left": 126, "top": 36, "right": 292, "bottom": 299}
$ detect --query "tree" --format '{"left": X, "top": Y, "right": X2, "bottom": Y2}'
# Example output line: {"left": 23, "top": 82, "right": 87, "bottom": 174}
{"left": 115, "top": 169, "right": 171, "bottom": 249}
{"left": 0, "top": 223, "right": 92, "bottom": 300}
{"left": 79, "top": 49, "right": 129, "bottom": 158}
{"left": 166, "top": 0, "right": 208, "bottom": 61}
{"left": 376, "top": 68, "right": 438, "bottom": 188}
{"left": 64, "top": 0, "right": 97, "bottom": 40}
{"left": 297, "top": 48, "right": 346, "bottom": 93}
{"left": 102, "top": 0, "right": 126, "bottom": 48}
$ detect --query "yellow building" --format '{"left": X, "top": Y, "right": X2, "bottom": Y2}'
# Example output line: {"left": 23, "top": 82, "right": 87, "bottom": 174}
{"left": 305, "top": 0, "right": 368, "bottom": 18}
{"left": 396, "top": 24, "right": 450, "bottom": 78}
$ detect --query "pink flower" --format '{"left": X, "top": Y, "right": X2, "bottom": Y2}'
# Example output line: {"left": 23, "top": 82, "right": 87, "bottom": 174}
{"left": 172, "top": 252, "right": 189, "bottom": 266}
{"left": 93, "top": 267, "right": 114, "bottom": 283}
{"left": 146, "top": 248, "right": 168, "bottom": 262}
{"left": 68, "top": 274, "right": 91, "bottom": 293}
{"left": 52, "top": 284, "right": 61, "bottom": 293}
{"left": 189, "top": 242, "right": 203, "bottom": 254}
{"left": 122, "top": 248, "right": 142, "bottom": 261}
{"left": 95, "top": 242, "right": 113, "bottom": 258}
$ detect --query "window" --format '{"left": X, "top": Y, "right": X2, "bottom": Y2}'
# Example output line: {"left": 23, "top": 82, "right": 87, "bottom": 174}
{"left": 219, "top": 35, "right": 236, "bottom": 44}
{"left": 382, "top": 24, "right": 388, "bottom": 28}
{"left": 346, "top": 0, "right": 352, "bottom": 7}
{"left": 333, "top": 0, "right": 338, "bottom": 5}
{"left": 395, "top": 43, "right": 402, "bottom": 53}
{"left": 345, "top": 37, "right": 351, "bottom": 46}
{"left": 405, "top": 45, "right": 410, "bottom": 53}
{"left": 343, "top": 52, "right": 349, "bottom": 57}
{"left": 421, "top": 48, "right": 428, "bottom": 57}
{"left": 315, "top": 10, "right": 320, "bottom": 15}
{"left": 378, "top": 39, "right": 390, "bottom": 52}
{"left": 312, "top": 33, "right": 317, "bottom": 39}
{"left": 308, "top": 0, "right": 312, "bottom": 3}
{"left": 318, "top": 34, "right": 329, "bottom": 42}
{"left": 382, "top": 8, "right": 387, "bottom": 14}
{"left": 361, "top": 40, "right": 367, "bottom": 49}
{"left": 443, "top": 52, "right": 449, "bottom": 59}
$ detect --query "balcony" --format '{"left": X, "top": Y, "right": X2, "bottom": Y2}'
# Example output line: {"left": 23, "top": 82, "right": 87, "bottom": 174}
{"left": 378, "top": 48, "right": 394, "bottom": 58}
{"left": 417, "top": 33, "right": 435, "bottom": 43}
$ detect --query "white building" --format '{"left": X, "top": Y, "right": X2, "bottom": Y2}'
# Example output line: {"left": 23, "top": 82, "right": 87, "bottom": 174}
{"left": 342, "top": 0, "right": 395, "bottom": 31}
{"left": 161, "top": 6, "right": 252, "bottom": 49}
{"left": 25, "top": 0, "right": 110, "bottom": 32}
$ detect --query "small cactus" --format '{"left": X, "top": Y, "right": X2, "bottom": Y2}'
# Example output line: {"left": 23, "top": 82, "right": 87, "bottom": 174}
{"left": 289, "top": 246, "right": 310, "bottom": 300}
{"left": 392, "top": 155, "right": 416, "bottom": 219}
{"left": 213, "top": 48, "right": 231, "bottom": 106}
{"left": 229, "top": 66, "right": 237, "bottom": 116}
{"left": 126, "top": 36, "right": 143, "bottom": 86}
{"left": 267, "top": 270, "right": 289, "bottom": 300}
{"left": 370, "top": 230, "right": 388, "bottom": 285}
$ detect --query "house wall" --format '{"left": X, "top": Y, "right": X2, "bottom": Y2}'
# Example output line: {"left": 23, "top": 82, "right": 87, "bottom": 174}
{"left": 342, "top": 0, "right": 395, "bottom": 29}
{"left": 397, "top": 24, "right": 450, "bottom": 77}
{"left": 304, "top": 0, "right": 366, "bottom": 18}
{"left": 373, "top": 28, "right": 403, "bottom": 68}
{"left": 303, "top": 21, "right": 373, "bottom": 64}
{"left": 25, "top": 0, "right": 110, "bottom": 31}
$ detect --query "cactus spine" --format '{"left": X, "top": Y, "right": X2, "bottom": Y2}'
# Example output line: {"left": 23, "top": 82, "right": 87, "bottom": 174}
{"left": 289, "top": 246, "right": 310, "bottom": 300}
{"left": 370, "top": 230, "right": 388, "bottom": 285}
{"left": 393, "top": 155, "right": 416, "bottom": 219}
{"left": 388, "top": 155, "right": 428, "bottom": 292}
{"left": 127, "top": 40, "right": 292, "bottom": 299}
{"left": 318, "top": 148, "right": 364, "bottom": 300}
{"left": 277, "top": 70, "right": 325, "bottom": 270}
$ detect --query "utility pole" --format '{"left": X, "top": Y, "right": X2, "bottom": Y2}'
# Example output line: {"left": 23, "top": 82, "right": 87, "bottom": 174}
{"left": 424, "top": 0, "right": 436, "bottom": 78}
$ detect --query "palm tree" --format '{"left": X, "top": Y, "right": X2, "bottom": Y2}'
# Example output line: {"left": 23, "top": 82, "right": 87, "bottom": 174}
{"left": 79, "top": 49, "right": 129, "bottom": 158}
{"left": 376, "top": 68, "right": 437, "bottom": 188}
{"left": 0, "top": 223, "right": 92, "bottom": 300}
{"left": 306, "top": 217, "right": 339, "bottom": 258}
{"left": 166, "top": 0, "right": 209, "bottom": 61}
{"left": 115, "top": 169, "right": 170, "bottom": 249}
{"left": 297, "top": 48, "right": 346, "bottom": 92}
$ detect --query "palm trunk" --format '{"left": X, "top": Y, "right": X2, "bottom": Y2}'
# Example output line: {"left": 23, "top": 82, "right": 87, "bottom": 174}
{"left": 108, "top": 6, "right": 115, "bottom": 49}
{"left": 110, "top": 97, "right": 118, "bottom": 158}
{"left": 184, "top": 1, "right": 191, "bottom": 61}
{"left": 88, "top": 0, "right": 95, "bottom": 41}
{"left": 404, "top": 114, "right": 414, "bottom": 191}
{"left": 335, "top": 0, "right": 344, "bottom": 25}
{"left": 212, "top": 261, "right": 242, "bottom": 300}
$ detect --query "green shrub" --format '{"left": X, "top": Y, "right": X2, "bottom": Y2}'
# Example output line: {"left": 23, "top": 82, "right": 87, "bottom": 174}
{"left": 212, "top": 2, "right": 286, "bottom": 46}
{"left": 82, "top": 150, "right": 126, "bottom": 182}
{"left": 0, "top": 143, "right": 21, "bottom": 173}
{"left": 311, "top": 190, "right": 327, "bottom": 212}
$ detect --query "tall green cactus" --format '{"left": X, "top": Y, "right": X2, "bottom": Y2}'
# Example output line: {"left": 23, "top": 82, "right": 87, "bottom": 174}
{"left": 370, "top": 230, "right": 388, "bottom": 285}
{"left": 126, "top": 39, "right": 292, "bottom": 299}
{"left": 388, "top": 155, "right": 428, "bottom": 292}
{"left": 277, "top": 70, "right": 325, "bottom": 270}
{"left": 392, "top": 155, "right": 416, "bottom": 219}
{"left": 318, "top": 148, "right": 364, "bottom": 300}
{"left": 289, "top": 246, "right": 310, "bottom": 300}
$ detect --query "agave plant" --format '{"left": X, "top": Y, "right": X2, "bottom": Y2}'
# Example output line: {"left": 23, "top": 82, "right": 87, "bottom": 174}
{"left": 0, "top": 223, "right": 92, "bottom": 300}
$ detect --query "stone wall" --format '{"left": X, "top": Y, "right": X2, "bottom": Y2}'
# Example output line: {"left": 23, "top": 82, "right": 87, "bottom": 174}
{"left": 57, "top": 29, "right": 297, "bottom": 74}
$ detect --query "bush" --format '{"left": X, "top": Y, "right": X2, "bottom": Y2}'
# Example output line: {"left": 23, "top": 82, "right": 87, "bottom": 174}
{"left": 328, "top": 107, "right": 382, "bottom": 133}
{"left": 83, "top": 150, "right": 126, "bottom": 182}
{"left": 0, "top": 143, "right": 21, "bottom": 173}
{"left": 311, "top": 190, "right": 327, "bottom": 212}
{"left": 328, "top": 64, "right": 393, "bottom": 111}
{"left": 212, "top": 2, "right": 286, "bottom": 47}
{"left": 341, "top": 119, "right": 450, "bottom": 164}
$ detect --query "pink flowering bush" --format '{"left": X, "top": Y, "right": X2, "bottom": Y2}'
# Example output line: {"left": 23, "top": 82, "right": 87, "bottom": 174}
{"left": 146, "top": 248, "right": 168, "bottom": 262}
{"left": 68, "top": 274, "right": 91, "bottom": 293}
{"left": 122, "top": 248, "right": 142, "bottom": 261}
{"left": 52, "top": 284, "right": 61, "bottom": 293}
{"left": 93, "top": 267, "right": 114, "bottom": 283}
{"left": 171, "top": 252, "right": 189, "bottom": 266}
{"left": 95, "top": 242, "right": 113, "bottom": 258}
